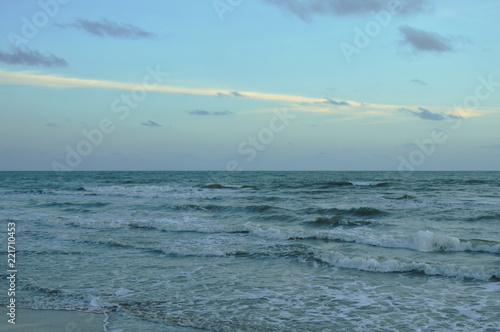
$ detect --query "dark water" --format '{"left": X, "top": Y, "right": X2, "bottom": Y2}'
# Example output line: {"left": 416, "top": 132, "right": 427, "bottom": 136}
{"left": 1, "top": 171, "right": 499, "bottom": 331}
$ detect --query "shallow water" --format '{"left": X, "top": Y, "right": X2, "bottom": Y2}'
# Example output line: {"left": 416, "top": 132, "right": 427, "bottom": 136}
{"left": 1, "top": 171, "right": 499, "bottom": 331}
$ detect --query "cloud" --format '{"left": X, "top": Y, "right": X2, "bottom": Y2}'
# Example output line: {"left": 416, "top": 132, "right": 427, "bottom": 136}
{"left": 0, "top": 47, "right": 67, "bottom": 67}
{"left": 188, "top": 110, "right": 233, "bottom": 116}
{"left": 1, "top": 69, "right": 485, "bottom": 120}
{"left": 399, "top": 25, "right": 454, "bottom": 52}
{"left": 0, "top": 69, "right": 351, "bottom": 104}
{"left": 188, "top": 110, "right": 210, "bottom": 116}
{"left": 400, "top": 107, "right": 461, "bottom": 121}
{"left": 58, "top": 18, "right": 154, "bottom": 39}
{"left": 230, "top": 91, "right": 244, "bottom": 97}
{"left": 141, "top": 120, "right": 162, "bottom": 127}
{"left": 323, "top": 98, "right": 350, "bottom": 106}
{"left": 410, "top": 78, "right": 428, "bottom": 86}
{"left": 46, "top": 123, "right": 59, "bottom": 128}
{"left": 217, "top": 91, "right": 245, "bottom": 98}
{"left": 262, "top": 0, "right": 427, "bottom": 20}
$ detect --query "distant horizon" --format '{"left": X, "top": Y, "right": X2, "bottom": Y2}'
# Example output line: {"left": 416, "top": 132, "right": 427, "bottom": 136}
{"left": 1, "top": 169, "right": 499, "bottom": 172}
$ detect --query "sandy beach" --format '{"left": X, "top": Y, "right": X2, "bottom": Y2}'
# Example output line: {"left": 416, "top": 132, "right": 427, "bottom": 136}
{"left": 0, "top": 308, "right": 104, "bottom": 332}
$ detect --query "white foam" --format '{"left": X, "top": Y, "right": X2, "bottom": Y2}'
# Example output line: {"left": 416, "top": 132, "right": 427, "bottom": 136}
{"left": 85, "top": 185, "right": 176, "bottom": 198}
{"left": 315, "top": 250, "right": 498, "bottom": 280}
{"left": 251, "top": 225, "right": 500, "bottom": 254}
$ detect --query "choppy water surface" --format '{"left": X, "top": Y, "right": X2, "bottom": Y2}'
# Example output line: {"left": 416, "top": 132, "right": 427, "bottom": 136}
{"left": 1, "top": 171, "right": 499, "bottom": 331}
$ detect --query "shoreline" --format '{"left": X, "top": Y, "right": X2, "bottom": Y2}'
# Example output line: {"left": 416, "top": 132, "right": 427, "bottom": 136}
{"left": 0, "top": 308, "right": 105, "bottom": 331}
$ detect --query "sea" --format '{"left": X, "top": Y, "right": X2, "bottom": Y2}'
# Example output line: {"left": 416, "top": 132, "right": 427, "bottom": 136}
{"left": 1, "top": 171, "right": 499, "bottom": 331}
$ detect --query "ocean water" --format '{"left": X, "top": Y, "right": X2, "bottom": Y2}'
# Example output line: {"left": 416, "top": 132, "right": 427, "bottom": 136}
{"left": 1, "top": 171, "right": 499, "bottom": 331}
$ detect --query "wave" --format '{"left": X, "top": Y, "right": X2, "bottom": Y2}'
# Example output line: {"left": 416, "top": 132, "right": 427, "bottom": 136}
{"left": 169, "top": 203, "right": 285, "bottom": 214}
{"left": 441, "top": 179, "right": 488, "bottom": 186}
{"left": 240, "top": 185, "right": 260, "bottom": 190}
{"left": 352, "top": 182, "right": 393, "bottom": 187}
{"left": 83, "top": 185, "right": 177, "bottom": 198}
{"left": 466, "top": 213, "right": 500, "bottom": 222}
{"left": 12, "top": 189, "right": 54, "bottom": 195}
{"left": 128, "top": 223, "right": 250, "bottom": 235}
{"left": 172, "top": 204, "right": 229, "bottom": 212}
{"left": 42, "top": 202, "right": 109, "bottom": 208}
{"left": 245, "top": 204, "right": 280, "bottom": 213}
{"left": 313, "top": 250, "right": 499, "bottom": 281}
{"left": 199, "top": 184, "right": 259, "bottom": 190}
{"left": 408, "top": 230, "right": 500, "bottom": 253}
{"left": 318, "top": 181, "right": 353, "bottom": 188}
{"left": 200, "top": 183, "right": 237, "bottom": 189}
{"left": 305, "top": 216, "right": 371, "bottom": 227}
{"left": 251, "top": 226, "right": 500, "bottom": 254}
{"left": 464, "top": 179, "right": 487, "bottom": 185}
{"left": 349, "top": 207, "right": 387, "bottom": 217}
{"left": 385, "top": 194, "right": 416, "bottom": 200}
{"left": 77, "top": 235, "right": 500, "bottom": 281}
{"left": 275, "top": 181, "right": 393, "bottom": 190}
{"left": 300, "top": 206, "right": 387, "bottom": 217}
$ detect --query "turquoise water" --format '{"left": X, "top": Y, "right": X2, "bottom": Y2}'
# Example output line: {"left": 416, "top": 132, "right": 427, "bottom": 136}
{"left": 1, "top": 171, "right": 499, "bottom": 331}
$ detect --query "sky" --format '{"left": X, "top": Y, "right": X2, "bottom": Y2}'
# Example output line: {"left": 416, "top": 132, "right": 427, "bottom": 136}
{"left": 0, "top": 0, "right": 499, "bottom": 171}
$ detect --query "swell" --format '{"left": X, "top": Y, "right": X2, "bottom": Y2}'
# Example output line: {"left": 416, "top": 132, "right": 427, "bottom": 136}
{"left": 65, "top": 236, "right": 500, "bottom": 281}
{"left": 128, "top": 223, "right": 250, "bottom": 235}
{"left": 304, "top": 216, "right": 372, "bottom": 227}
{"left": 199, "top": 183, "right": 260, "bottom": 190}
{"left": 272, "top": 229, "right": 500, "bottom": 254}
{"left": 168, "top": 203, "right": 289, "bottom": 215}
{"left": 301, "top": 206, "right": 388, "bottom": 217}
{"left": 41, "top": 202, "right": 109, "bottom": 208}
{"left": 276, "top": 181, "right": 393, "bottom": 190}
{"left": 312, "top": 250, "right": 499, "bottom": 281}
{"left": 466, "top": 213, "right": 500, "bottom": 222}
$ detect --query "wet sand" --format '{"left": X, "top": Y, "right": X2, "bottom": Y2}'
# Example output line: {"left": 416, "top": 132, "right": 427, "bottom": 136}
{"left": 0, "top": 308, "right": 104, "bottom": 331}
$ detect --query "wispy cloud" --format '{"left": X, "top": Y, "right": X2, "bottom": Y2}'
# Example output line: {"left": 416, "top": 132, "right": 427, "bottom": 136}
{"left": 400, "top": 107, "right": 461, "bottom": 121}
{"left": 58, "top": 18, "right": 154, "bottom": 39}
{"left": 0, "top": 69, "right": 487, "bottom": 119}
{"left": 46, "top": 122, "right": 59, "bottom": 128}
{"left": 0, "top": 47, "right": 67, "bottom": 67}
{"left": 141, "top": 120, "right": 162, "bottom": 127}
{"left": 322, "top": 98, "right": 350, "bottom": 106}
{"left": 0, "top": 69, "right": 333, "bottom": 104}
{"left": 188, "top": 110, "right": 233, "bottom": 116}
{"left": 263, "top": 0, "right": 427, "bottom": 20}
{"left": 410, "top": 78, "right": 428, "bottom": 86}
{"left": 217, "top": 91, "right": 245, "bottom": 98}
{"left": 399, "top": 26, "right": 454, "bottom": 52}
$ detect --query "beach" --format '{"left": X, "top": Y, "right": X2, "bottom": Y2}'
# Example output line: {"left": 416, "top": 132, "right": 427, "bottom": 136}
{"left": 0, "top": 308, "right": 104, "bottom": 332}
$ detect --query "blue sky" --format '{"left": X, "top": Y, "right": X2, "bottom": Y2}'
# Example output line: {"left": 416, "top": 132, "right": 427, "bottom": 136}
{"left": 0, "top": 0, "right": 499, "bottom": 171}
